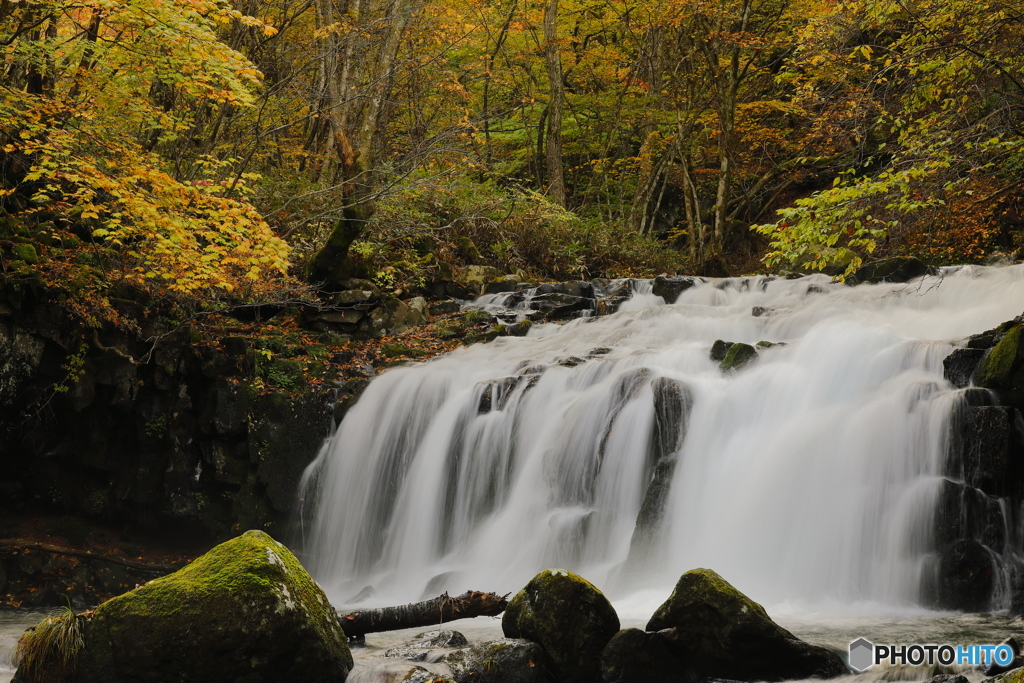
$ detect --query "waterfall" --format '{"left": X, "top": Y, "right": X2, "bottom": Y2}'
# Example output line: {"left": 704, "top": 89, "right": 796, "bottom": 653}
{"left": 299, "top": 265, "right": 1024, "bottom": 611}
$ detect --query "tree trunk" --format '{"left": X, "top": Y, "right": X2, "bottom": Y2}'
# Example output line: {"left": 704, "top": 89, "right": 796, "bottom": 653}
{"left": 337, "top": 591, "right": 509, "bottom": 639}
{"left": 543, "top": 0, "right": 566, "bottom": 206}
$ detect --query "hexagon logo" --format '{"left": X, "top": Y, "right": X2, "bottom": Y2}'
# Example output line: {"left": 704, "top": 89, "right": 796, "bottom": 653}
{"left": 849, "top": 637, "right": 875, "bottom": 673}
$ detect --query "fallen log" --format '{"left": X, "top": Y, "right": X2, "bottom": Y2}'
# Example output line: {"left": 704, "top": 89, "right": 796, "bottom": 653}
{"left": 337, "top": 590, "right": 509, "bottom": 639}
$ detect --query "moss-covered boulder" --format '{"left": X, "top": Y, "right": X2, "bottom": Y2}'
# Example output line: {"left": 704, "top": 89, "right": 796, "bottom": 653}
{"left": 42, "top": 530, "right": 352, "bottom": 683}
{"left": 720, "top": 342, "right": 758, "bottom": 372}
{"left": 977, "top": 325, "right": 1022, "bottom": 389}
{"left": 502, "top": 569, "right": 619, "bottom": 683}
{"left": 646, "top": 568, "right": 845, "bottom": 681}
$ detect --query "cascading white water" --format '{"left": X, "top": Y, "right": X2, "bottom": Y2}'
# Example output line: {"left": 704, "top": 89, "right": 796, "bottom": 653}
{"left": 299, "top": 265, "right": 1024, "bottom": 612}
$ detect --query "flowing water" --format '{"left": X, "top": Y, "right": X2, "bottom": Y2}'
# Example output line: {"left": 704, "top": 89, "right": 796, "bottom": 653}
{"left": 299, "top": 265, "right": 1024, "bottom": 614}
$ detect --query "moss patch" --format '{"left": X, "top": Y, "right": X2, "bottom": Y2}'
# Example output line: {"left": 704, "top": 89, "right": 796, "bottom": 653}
{"left": 977, "top": 325, "right": 1022, "bottom": 388}
{"left": 720, "top": 342, "right": 758, "bottom": 371}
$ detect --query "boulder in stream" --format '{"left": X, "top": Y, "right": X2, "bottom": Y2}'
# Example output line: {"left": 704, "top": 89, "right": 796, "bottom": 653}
{"left": 14, "top": 530, "right": 352, "bottom": 683}
{"left": 502, "top": 568, "right": 619, "bottom": 683}
{"left": 645, "top": 568, "right": 846, "bottom": 681}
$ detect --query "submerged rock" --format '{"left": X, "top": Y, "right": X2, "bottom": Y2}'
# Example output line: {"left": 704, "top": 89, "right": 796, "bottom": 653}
{"left": 502, "top": 568, "right": 619, "bottom": 683}
{"left": 26, "top": 530, "right": 352, "bottom": 683}
{"left": 646, "top": 568, "right": 845, "bottom": 681}
{"left": 383, "top": 629, "right": 469, "bottom": 661}
{"left": 444, "top": 638, "right": 553, "bottom": 683}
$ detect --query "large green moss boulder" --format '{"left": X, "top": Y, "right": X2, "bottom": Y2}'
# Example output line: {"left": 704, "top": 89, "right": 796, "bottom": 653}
{"left": 502, "top": 569, "right": 619, "bottom": 683}
{"left": 39, "top": 530, "right": 352, "bottom": 683}
{"left": 646, "top": 568, "right": 845, "bottom": 681}
{"left": 976, "top": 325, "right": 1022, "bottom": 389}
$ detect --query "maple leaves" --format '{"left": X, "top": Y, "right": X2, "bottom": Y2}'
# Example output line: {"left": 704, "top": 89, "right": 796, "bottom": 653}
{"left": 1, "top": 0, "right": 288, "bottom": 311}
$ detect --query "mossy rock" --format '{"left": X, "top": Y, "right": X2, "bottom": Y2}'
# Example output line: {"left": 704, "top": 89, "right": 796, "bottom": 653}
{"left": 33, "top": 530, "right": 351, "bottom": 683}
{"left": 502, "top": 569, "right": 619, "bottom": 683}
{"left": 976, "top": 325, "right": 1022, "bottom": 389}
{"left": 646, "top": 568, "right": 845, "bottom": 681}
{"left": 12, "top": 243, "right": 38, "bottom": 264}
{"left": 720, "top": 342, "right": 758, "bottom": 372}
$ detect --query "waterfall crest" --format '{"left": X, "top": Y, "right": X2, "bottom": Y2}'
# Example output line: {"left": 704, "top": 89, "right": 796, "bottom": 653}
{"left": 299, "top": 265, "right": 1024, "bottom": 611}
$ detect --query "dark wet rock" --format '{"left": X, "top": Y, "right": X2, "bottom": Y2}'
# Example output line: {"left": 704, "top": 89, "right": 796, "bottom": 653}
{"left": 502, "top": 568, "right": 620, "bottom": 683}
{"left": 751, "top": 306, "right": 774, "bottom": 317}
{"left": 933, "top": 479, "right": 1005, "bottom": 554}
{"left": 529, "top": 292, "right": 594, "bottom": 320}
{"left": 720, "top": 343, "right": 758, "bottom": 372}
{"left": 847, "top": 257, "right": 935, "bottom": 285}
{"left": 652, "top": 276, "right": 697, "bottom": 304}
{"left": 30, "top": 531, "right": 351, "bottom": 683}
{"left": 600, "top": 628, "right": 688, "bottom": 683}
{"left": 934, "top": 539, "right": 995, "bottom": 611}
{"left": 445, "top": 638, "right": 553, "bottom": 683}
{"left": 478, "top": 377, "right": 524, "bottom": 414}
{"left": 944, "top": 348, "right": 986, "bottom": 388}
{"left": 597, "top": 297, "right": 630, "bottom": 316}
{"left": 968, "top": 332, "right": 999, "bottom": 350}
{"left": 946, "top": 405, "right": 1019, "bottom": 497}
{"left": 710, "top": 340, "right": 734, "bottom": 362}
{"left": 755, "top": 341, "right": 784, "bottom": 348}
{"left": 646, "top": 568, "right": 846, "bottom": 681}
{"left": 557, "top": 356, "right": 586, "bottom": 367}
{"left": 630, "top": 378, "right": 693, "bottom": 556}
{"left": 588, "top": 347, "right": 612, "bottom": 357}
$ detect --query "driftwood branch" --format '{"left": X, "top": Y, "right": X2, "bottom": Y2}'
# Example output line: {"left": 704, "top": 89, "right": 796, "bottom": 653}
{"left": 0, "top": 540, "right": 183, "bottom": 575}
{"left": 337, "top": 590, "right": 509, "bottom": 639}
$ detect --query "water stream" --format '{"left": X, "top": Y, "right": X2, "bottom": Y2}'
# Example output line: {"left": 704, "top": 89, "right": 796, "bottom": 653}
{"left": 299, "top": 265, "right": 1024, "bottom": 615}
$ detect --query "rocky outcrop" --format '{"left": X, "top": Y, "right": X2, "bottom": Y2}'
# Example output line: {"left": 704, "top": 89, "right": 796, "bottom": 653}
{"left": 937, "top": 316, "right": 1024, "bottom": 612}
{"left": 502, "top": 569, "right": 620, "bottom": 683}
{"left": 14, "top": 531, "right": 351, "bottom": 683}
{"left": 651, "top": 275, "right": 697, "bottom": 304}
{"left": 645, "top": 568, "right": 846, "bottom": 681}
{"left": 846, "top": 257, "right": 936, "bottom": 285}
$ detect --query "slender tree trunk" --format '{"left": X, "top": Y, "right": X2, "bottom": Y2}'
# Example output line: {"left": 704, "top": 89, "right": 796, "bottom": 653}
{"left": 711, "top": 0, "right": 751, "bottom": 256}
{"left": 543, "top": 0, "right": 566, "bottom": 206}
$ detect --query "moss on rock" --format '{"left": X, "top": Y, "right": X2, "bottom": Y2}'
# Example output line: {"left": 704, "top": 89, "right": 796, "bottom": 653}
{"left": 976, "top": 325, "right": 1022, "bottom": 389}
{"left": 720, "top": 342, "right": 758, "bottom": 372}
{"left": 646, "top": 568, "right": 845, "bottom": 681}
{"left": 502, "top": 569, "right": 619, "bottom": 683}
{"left": 58, "top": 530, "right": 352, "bottom": 683}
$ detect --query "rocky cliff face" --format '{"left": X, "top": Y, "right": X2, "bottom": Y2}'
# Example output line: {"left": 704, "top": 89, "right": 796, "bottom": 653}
{"left": 936, "top": 316, "right": 1024, "bottom": 611}
{"left": 0, "top": 283, "right": 340, "bottom": 548}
